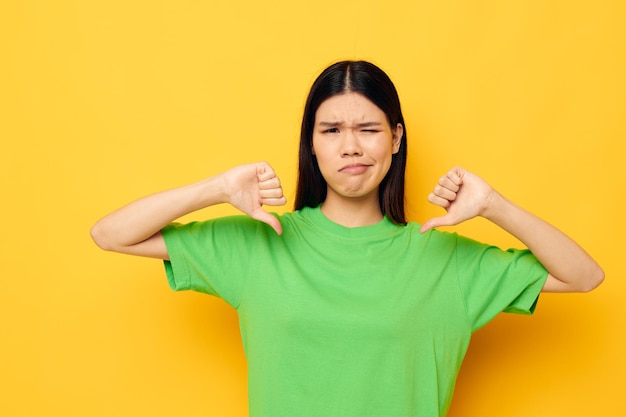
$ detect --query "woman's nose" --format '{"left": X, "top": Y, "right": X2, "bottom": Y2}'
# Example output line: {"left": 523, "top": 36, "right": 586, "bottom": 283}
{"left": 341, "top": 131, "right": 363, "bottom": 156}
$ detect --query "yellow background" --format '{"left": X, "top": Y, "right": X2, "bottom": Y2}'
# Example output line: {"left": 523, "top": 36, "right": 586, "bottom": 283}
{"left": 2, "top": 0, "right": 624, "bottom": 415}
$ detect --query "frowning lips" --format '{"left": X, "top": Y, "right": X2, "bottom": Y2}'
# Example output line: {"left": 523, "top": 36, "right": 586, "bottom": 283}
{"left": 339, "top": 163, "right": 371, "bottom": 174}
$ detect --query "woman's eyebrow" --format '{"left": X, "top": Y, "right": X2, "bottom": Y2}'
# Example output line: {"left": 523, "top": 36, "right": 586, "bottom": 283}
{"left": 355, "top": 122, "right": 383, "bottom": 127}
{"left": 317, "top": 121, "right": 382, "bottom": 127}
{"left": 318, "top": 121, "right": 344, "bottom": 127}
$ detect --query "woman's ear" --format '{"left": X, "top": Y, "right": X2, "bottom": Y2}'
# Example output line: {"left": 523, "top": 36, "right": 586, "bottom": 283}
{"left": 392, "top": 123, "right": 403, "bottom": 154}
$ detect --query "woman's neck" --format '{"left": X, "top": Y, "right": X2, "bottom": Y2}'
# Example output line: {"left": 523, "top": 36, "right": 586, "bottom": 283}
{"left": 320, "top": 192, "right": 383, "bottom": 228}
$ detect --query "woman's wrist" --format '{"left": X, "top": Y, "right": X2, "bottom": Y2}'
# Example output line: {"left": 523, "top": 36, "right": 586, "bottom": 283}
{"left": 190, "top": 174, "right": 230, "bottom": 211}
{"left": 480, "top": 189, "right": 508, "bottom": 224}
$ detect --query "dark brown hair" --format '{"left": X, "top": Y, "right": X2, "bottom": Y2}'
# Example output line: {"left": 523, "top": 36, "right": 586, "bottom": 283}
{"left": 294, "top": 60, "right": 408, "bottom": 225}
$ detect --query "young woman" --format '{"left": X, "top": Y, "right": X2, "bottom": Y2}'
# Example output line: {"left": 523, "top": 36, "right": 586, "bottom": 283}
{"left": 91, "top": 61, "right": 603, "bottom": 417}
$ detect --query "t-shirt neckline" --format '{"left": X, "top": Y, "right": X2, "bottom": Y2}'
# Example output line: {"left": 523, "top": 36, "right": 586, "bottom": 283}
{"left": 301, "top": 205, "right": 400, "bottom": 238}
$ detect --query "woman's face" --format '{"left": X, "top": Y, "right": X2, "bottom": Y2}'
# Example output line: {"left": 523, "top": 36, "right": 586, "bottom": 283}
{"left": 312, "top": 92, "right": 403, "bottom": 203}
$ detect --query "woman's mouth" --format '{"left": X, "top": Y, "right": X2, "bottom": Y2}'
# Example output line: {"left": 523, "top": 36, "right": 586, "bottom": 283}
{"left": 339, "top": 163, "right": 370, "bottom": 174}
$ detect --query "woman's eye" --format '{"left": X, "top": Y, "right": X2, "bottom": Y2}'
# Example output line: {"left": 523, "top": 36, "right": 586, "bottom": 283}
{"left": 324, "top": 128, "right": 340, "bottom": 133}
{"left": 362, "top": 129, "right": 379, "bottom": 133}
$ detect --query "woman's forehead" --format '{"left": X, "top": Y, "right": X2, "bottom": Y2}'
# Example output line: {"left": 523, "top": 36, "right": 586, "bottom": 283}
{"left": 315, "top": 92, "right": 386, "bottom": 124}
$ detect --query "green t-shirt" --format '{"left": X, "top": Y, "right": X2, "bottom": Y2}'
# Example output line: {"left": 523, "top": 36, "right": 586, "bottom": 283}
{"left": 162, "top": 206, "right": 548, "bottom": 417}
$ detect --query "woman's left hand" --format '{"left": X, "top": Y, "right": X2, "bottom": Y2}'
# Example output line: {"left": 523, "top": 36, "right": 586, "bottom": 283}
{"left": 420, "top": 167, "right": 496, "bottom": 233}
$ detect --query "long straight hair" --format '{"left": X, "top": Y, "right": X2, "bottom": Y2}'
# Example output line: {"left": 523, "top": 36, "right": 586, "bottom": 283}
{"left": 294, "top": 60, "right": 408, "bottom": 225}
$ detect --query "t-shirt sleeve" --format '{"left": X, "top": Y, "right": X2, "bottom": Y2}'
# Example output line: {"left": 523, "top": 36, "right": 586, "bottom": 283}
{"left": 161, "top": 216, "right": 263, "bottom": 308}
{"left": 454, "top": 234, "right": 549, "bottom": 331}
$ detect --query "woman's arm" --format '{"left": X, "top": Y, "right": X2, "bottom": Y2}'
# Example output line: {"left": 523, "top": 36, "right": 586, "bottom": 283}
{"left": 90, "top": 162, "right": 286, "bottom": 260}
{"left": 420, "top": 167, "right": 604, "bottom": 293}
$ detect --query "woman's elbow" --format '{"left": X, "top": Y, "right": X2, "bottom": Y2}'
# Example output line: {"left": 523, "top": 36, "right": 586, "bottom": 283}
{"left": 580, "top": 266, "right": 605, "bottom": 293}
{"left": 90, "top": 222, "right": 114, "bottom": 251}
{"left": 570, "top": 263, "right": 605, "bottom": 293}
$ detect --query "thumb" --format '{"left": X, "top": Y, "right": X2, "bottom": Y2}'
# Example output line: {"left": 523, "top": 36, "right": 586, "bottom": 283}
{"left": 250, "top": 208, "right": 283, "bottom": 235}
{"left": 420, "top": 214, "right": 455, "bottom": 234}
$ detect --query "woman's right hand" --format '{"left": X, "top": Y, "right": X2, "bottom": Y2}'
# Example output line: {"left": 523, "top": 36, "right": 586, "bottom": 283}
{"left": 221, "top": 162, "right": 287, "bottom": 235}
